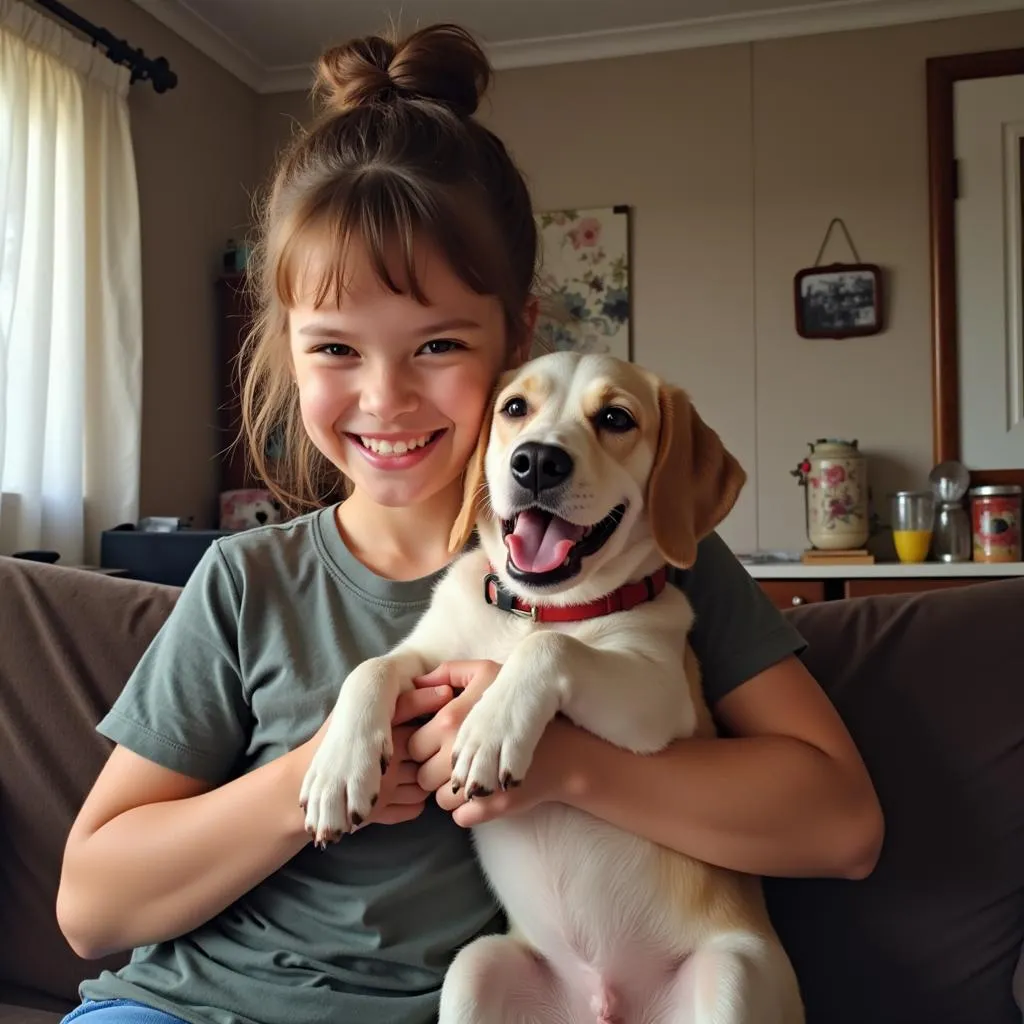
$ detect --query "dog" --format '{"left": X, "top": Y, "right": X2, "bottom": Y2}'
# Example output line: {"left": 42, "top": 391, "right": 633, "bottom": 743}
{"left": 300, "top": 350, "right": 804, "bottom": 1023}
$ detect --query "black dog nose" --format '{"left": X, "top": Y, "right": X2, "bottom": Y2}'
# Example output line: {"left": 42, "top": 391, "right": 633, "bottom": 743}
{"left": 510, "top": 442, "right": 574, "bottom": 494}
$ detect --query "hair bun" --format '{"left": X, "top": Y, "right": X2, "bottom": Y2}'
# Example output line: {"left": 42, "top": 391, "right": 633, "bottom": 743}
{"left": 316, "top": 23, "right": 491, "bottom": 118}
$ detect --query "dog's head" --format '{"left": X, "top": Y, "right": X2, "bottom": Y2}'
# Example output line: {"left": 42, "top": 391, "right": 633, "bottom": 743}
{"left": 449, "top": 350, "right": 746, "bottom": 603}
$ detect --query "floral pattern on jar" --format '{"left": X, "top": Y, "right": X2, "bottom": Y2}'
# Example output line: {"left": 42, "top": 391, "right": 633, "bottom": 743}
{"left": 792, "top": 439, "right": 869, "bottom": 550}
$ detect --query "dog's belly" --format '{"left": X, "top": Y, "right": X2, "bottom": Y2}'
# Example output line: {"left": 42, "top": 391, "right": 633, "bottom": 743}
{"left": 473, "top": 804, "right": 715, "bottom": 996}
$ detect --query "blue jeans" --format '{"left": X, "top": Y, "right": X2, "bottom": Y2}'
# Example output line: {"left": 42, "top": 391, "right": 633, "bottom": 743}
{"left": 61, "top": 1000, "right": 190, "bottom": 1024}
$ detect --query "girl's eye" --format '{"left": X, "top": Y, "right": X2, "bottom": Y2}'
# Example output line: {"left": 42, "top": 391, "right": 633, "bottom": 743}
{"left": 595, "top": 406, "right": 636, "bottom": 433}
{"left": 502, "top": 396, "right": 528, "bottom": 418}
{"left": 316, "top": 343, "right": 355, "bottom": 358}
{"left": 419, "top": 338, "right": 464, "bottom": 355}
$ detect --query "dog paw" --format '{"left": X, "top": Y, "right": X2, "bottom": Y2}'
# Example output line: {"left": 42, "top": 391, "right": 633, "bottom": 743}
{"left": 450, "top": 683, "right": 556, "bottom": 798}
{"left": 299, "top": 719, "right": 392, "bottom": 846}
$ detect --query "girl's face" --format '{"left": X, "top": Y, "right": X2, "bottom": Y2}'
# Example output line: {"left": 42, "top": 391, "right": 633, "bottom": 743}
{"left": 289, "top": 239, "right": 524, "bottom": 511}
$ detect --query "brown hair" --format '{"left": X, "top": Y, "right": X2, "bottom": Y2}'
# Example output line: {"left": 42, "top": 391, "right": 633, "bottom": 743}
{"left": 238, "top": 23, "right": 537, "bottom": 514}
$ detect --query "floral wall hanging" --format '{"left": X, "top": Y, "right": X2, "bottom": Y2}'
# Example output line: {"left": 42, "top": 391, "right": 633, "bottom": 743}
{"left": 532, "top": 205, "right": 632, "bottom": 361}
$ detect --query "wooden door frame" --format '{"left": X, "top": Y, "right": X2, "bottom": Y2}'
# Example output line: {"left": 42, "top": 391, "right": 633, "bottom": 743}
{"left": 927, "top": 46, "right": 1024, "bottom": 490}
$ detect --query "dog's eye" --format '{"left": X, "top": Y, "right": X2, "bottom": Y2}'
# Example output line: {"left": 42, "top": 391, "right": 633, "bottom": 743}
{"left": 595, "top": 406, "right": 636, "bottom": 433}
{"left": 502, "top": 396, "right": 528, "bottom": 418}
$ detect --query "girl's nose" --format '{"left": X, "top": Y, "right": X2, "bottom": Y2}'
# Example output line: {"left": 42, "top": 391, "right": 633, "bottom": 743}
{"left": 359, "top": 362, "right": 418, "bottom": 420}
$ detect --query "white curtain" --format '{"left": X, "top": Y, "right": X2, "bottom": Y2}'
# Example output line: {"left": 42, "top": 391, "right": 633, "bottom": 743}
{"left": 0, "top": 0, "right": 142, "bottom": 565}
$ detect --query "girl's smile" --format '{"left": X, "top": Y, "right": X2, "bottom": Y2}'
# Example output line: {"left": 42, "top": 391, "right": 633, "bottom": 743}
{"left": 349, "top": 428, "right": 446, "bottom": 470}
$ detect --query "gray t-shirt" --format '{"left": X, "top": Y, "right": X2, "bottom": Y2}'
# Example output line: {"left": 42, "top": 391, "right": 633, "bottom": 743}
{"left": 79, "top": 505, "right": 805, "bottom": 1024}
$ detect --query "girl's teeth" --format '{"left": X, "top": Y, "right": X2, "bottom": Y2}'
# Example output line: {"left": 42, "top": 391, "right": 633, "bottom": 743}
{"left": 360, "top": 433, "right": 432, "bottom": 455}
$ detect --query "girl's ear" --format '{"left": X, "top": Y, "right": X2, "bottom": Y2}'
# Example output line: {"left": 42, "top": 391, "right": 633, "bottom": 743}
{"left": 448, "top": 396, "right": 496, "bottom": 554}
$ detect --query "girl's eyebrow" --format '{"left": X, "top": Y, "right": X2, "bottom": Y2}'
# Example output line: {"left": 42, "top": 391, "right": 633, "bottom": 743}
{"left": 298, "top": 318, "right": 483, "bottom": 340}
{"left": 414, "top": 317, "right": 483, "bottom": 336}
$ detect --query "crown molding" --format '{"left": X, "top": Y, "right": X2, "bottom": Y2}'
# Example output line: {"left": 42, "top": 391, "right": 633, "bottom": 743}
{"left": 484, "top": 0, "right": 1024, "bottom": 70}
{"left": 131, "top": 0, "right": 1024, "bottom": 95}
{"left": 129, "top": 0, "right": 266, "bottom": 90}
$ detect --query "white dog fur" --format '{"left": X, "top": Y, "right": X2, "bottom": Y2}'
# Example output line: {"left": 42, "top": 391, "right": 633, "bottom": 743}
{"left": 300, "top": 350, "right": 804, "bottom": 1023}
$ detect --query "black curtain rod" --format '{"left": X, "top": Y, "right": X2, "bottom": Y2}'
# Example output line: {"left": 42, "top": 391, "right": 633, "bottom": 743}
{"left": 32, "top": 0, "right": 178, "bottom": 92}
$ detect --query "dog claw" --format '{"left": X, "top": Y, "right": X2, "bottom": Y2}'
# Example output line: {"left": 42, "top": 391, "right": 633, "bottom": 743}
{"left": 313, "top": 827, "right": 341, "bottom": 849}
{"left": 466, "top": 783, "right": 492, "bottom": 800}
{"left": 499, "top": 771, "right": 521, "bottom": 790}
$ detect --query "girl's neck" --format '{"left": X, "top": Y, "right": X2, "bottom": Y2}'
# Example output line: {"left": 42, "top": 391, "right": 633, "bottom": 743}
{"left": 336, "top": 483, "right": 464, "bottom": 582}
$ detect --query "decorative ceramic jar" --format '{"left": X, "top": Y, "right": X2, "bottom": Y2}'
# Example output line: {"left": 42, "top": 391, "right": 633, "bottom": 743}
{"left": 791, "top": 439, "right": 870, "bottom": 550}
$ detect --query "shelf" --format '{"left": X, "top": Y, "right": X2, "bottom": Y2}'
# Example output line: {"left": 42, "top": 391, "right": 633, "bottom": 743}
{"left": 742, "top": 560, "right": 1024, "bottom": 579}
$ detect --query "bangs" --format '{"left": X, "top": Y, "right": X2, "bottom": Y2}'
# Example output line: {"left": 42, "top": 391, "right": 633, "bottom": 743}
{"left": 274, "top": 169, "right": 513, "bottom": 316}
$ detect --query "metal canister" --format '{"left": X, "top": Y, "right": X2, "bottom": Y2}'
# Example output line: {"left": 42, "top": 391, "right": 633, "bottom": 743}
{"left": 932, "top": 501, "right": 972, "bottom": 562}
{"left": 968, "top": 485, "right": 1022, "bottom": 563}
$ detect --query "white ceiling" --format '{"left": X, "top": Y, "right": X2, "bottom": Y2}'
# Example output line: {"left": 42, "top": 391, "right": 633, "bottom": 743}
{"left": 130, "top": 0, "right": 1024, "bottom": 93}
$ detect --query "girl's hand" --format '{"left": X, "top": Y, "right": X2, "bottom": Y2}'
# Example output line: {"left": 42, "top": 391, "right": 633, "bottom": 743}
{"left": 407, "top": 661, "right": 574, "bottom": 828}
{"left": 297, "top": 682, "right": 454, "bottom": 831}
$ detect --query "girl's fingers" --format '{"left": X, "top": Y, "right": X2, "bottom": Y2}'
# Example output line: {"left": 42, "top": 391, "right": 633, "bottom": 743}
{"left": 390, "top": 760, "right": 420, "bottom": 785}
{"left": 393, "top": 684, "right": 453, "bottom": 725}
{"left": 387, "top": 783, "right": 429, "bottom": 806}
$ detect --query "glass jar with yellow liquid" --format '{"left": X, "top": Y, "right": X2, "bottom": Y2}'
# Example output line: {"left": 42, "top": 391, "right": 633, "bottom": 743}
{"left": 891, "top": 490, "right": 935, "bottom": 563}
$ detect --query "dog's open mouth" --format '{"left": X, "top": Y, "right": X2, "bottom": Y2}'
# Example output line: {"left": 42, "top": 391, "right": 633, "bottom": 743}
{"left": 501, "top": 503, "right": 627, "bottom": 586}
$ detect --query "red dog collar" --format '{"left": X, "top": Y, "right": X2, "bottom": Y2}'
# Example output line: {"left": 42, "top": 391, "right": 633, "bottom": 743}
{"left": 483, "top": 565, "right": 669, "bottom": 623}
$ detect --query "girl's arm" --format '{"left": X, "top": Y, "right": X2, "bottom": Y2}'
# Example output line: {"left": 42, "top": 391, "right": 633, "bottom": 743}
{"left": 57, "top": 684, "right": 451, "bottom": 960}
{"left": 547, "top": 653, "right": 882, "bottom": 879}
{"left": 56, "top": 742, "right": 312, "bottom": 960}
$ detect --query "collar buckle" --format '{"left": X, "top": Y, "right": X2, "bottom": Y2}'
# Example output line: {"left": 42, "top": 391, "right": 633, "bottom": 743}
{"left": 483, "top": 571, "right": 538, "bottom": 621}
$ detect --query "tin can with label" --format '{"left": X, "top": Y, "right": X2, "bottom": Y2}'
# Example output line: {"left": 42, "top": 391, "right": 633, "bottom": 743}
{"left": 969, "top": 485, "right": 1021, "bottom": 563}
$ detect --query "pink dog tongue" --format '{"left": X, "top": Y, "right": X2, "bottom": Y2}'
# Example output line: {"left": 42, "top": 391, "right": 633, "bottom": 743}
{"left": 505, "top": 509, "right": 586, "bottom": 574}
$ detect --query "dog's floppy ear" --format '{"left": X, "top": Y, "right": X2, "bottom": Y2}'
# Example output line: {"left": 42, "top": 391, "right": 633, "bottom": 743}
{"left": 448, "top": 396, "right": 495, "bottom": 555}
{"left": 646, "top": 384, "right": 746, "bottom": 569}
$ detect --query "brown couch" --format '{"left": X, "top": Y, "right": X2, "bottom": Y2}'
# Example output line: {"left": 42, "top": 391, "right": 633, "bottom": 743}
{"left": 2, "top": 554, "right": 1024, "bottom": 1024}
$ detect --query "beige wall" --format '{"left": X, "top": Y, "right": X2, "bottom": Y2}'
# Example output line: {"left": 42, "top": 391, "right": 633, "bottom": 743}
{"left": 51, "top": 0, "right": 258, "bottom": 531}
{"left": 255, "top": 8, "right": 1024, "bottom": 554}
{"left": 48, "top": 5, "right": 1024, "bottom": 548}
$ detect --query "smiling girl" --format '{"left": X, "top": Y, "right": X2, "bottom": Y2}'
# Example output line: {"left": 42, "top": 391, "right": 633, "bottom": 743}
{"left": 55, "top": 22, "right": 882, "bottom": 1024}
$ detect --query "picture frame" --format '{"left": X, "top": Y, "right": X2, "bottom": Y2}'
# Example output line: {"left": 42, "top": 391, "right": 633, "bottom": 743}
{"left": 794, "top": 262, "right": 884, "bottom": 340}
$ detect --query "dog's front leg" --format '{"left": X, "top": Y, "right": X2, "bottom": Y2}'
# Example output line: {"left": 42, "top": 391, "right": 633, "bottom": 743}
{"left": 299, "top": 578, "right": 476, "bottom": 845}
{"left": 451, "top": 630, "right": 690, "bottom": 797}
{"left": 299, "top": 648, "right": 433, "bottom": 845}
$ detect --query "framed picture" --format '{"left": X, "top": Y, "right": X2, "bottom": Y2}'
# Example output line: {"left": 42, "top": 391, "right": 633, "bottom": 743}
{"left": 533, "top": 205, "right": 632, "bottom": 361}
{"left": 794, "top": 262, "right": 884, "bottom": 339}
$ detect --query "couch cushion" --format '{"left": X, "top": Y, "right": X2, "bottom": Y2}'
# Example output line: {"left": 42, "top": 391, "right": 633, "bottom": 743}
{"left": 0, "top": 558, "right": 179, "bottom": 1002}
{"left": 0, "top": 1003, "right": 66, "bottom": 1024}
{"left": 767, "top": 577, "right": 1024, "bottom": 1024}
{"left": 0, "top": 983, "right": 73, "bottom": 1024}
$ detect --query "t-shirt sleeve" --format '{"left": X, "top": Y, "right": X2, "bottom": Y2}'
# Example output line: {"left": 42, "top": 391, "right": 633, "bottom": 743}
{"left": 673, "top": 531, "right": 808, "bottom": 709}
{"left": 97, "top": 541, "right": 252, "bottom": 783}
